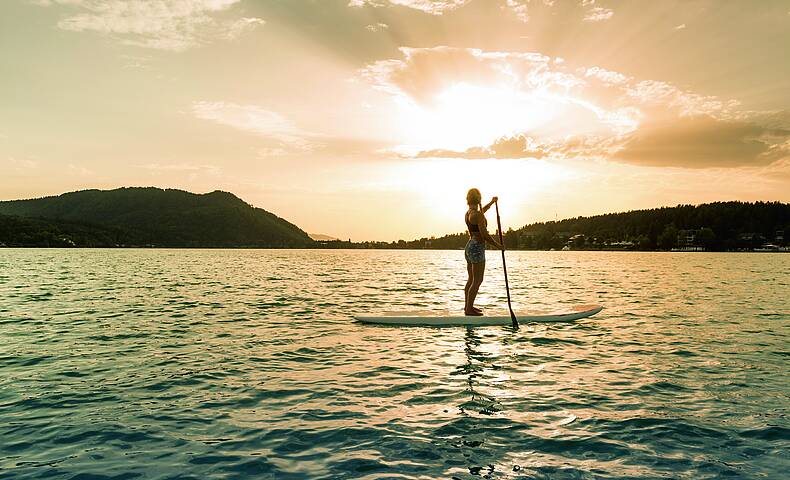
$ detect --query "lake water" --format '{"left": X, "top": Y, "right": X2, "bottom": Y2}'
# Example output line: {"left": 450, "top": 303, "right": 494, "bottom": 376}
{"left": 1, "top": 249, "right": 788, "bottom": 479}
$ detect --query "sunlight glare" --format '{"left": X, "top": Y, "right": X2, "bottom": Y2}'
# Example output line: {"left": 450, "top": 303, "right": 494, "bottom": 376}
{"left": 387, "top": 158, "right": 577, "bottom": 227}
{"left": 397, "top": 83, "right": 559, "bottom": 153}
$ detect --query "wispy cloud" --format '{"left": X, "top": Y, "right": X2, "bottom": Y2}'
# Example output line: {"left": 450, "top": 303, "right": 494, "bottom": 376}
{"left": 365, "top": 22, "right": 389, "bottom": 32}
{"left": 583, "top": 6, "right": 613, "bottom": 22}
{"left": 348, "top": 0, "right": 469, "bottom": 15}
{"left": 583, "top": 66, "right": 629, "bottom": 85}
{"left": 224, "top": 17, "right": 266, "bottom": 40}
{"left": 67, "top": 163, "right": 94, "bottom": 177}
{"left": 361, "top": 47, "right": 573, "bottom": 103}
{"left": 5, "top": 156, "right": 40, "bottom": 173}
{"left": 36, "top": 0, "right": 263, "bottom": 51}
{"left": 192, "top": 101, "right": 315, "bottom": 151}
{"left": 506, "top": 0, "right": 529, "bottom": 23}
{"left": 135, "top": 162, "right": 222, "bottom": 175}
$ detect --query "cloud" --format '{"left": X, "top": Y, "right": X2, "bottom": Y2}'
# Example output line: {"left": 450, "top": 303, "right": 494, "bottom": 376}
{"left": 624, "top": 79, "right": 739, "bottom": 118}
{"left": 67, "top": 163, "right": 94, "bottom": 177}
{"left": 38, "top": 0, "right": 262, "bottom": 51}
{"left": 365, "top": 22, "right": 389, "bottom": 32}
{"left": 615, "top": 115, "right": 790, "bottom": 168}
{"left": 674, "top": 23, "right": 686, "bottom": 30}
{"left": 361, "top": 46, "right": 578, "bottom": 105}
{"left": 224, "top": 17, "right": 266, "bottom": 40}
{"left": 506, "top": 0, "right": 529, "bottom": 23}
{"left": 416, "top": 133, "right": 616, "bottom": 160}
{"left": 361, "top": 46, "right": 790, "bottom": 168}
{"left": 417, "top": 134, "right": 548, "bottom": 159}
{"left": 417, "top": 115, "right": 790, "bottom": 169}
{"left": 192, "top": 101, "right": 315, "bottom": 151}
{"left": 359, "top": 46, "right": 643, "bottom": 140}
{"left": 583, "top": 66, "right": 629, "bottom": 85}
{"left": 4, "top": 157, "right": 40, "bottom": 174}
{"left": 381, "top": 0, "right": 616, "bottom": 26}
{"left": 348, "top": 0, "right": 469, "bottom": 15}
{"left": 135, "top": 162, "right": 222, "bottom": 175}
{"left": 583, "top": 6, "right": 613, "bottom": 22}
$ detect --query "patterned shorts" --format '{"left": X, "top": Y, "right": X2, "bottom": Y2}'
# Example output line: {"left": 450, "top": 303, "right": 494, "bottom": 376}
{"left": 465, "top": 238, "right": 485, "bottom": 264}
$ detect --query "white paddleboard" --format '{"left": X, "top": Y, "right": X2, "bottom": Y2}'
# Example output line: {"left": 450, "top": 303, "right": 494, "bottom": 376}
{"left": 355, "top": 304, "right": 603, "bottom": 326}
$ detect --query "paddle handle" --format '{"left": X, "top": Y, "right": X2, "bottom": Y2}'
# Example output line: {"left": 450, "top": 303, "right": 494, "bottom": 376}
{"left": 495, "top": 201, "right": 518, "bottom": 329}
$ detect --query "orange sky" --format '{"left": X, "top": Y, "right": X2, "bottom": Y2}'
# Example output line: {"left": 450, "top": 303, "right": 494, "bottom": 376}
{"left": 1, "top": 0, "right": 789, "bottom": 240}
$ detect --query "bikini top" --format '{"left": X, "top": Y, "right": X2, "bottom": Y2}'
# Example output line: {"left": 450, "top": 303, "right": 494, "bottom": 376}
{"left": 466, "top": 210, "right": 481, "bottom": 233}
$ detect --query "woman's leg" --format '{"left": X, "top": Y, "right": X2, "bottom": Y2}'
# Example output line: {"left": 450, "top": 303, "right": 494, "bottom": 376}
{"left": 466, "top": 261, "right": 485, "bottom": 314}
{"left": 464, "top": 261, "right": 473, "bottom": 310}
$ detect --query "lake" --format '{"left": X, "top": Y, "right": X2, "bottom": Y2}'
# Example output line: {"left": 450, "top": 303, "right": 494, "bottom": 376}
{"left": 1, "top": 249, "right": 788, "bottom": 479}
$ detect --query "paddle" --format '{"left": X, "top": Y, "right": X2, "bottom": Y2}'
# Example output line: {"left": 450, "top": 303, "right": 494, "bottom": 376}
{"left": 494, "top": 200, "right": 519, "bottom": 329}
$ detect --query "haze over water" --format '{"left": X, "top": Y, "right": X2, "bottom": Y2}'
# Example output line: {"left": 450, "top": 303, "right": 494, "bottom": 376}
{"left": 1, "top": 249, "right": 788, "bottom": 479}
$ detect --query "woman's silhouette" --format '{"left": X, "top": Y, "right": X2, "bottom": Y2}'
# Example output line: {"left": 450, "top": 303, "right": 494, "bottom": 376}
{"left": 464, "top": 188, "right": 502, "bottom": 316}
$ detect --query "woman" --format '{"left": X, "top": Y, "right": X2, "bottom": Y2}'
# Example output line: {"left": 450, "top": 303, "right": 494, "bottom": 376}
{"left": 464, "top": 188, "right": 502, "bottom": 316}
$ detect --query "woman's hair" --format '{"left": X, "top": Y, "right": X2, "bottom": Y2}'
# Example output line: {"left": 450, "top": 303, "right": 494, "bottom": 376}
{"left": 466, "top": 188, "right": 482, "bottom": 207}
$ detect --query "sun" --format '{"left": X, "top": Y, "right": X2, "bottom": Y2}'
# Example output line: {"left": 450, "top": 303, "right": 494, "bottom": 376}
{"left": 395, "top": 82, "right": 565, "bottom": 154}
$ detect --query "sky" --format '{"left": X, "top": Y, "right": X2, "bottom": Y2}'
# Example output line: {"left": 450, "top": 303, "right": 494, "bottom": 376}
{"left": 1, "top": 0, "right": 789, "bottom": 241}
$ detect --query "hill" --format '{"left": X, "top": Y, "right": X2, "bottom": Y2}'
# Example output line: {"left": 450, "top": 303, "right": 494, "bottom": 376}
{"left": 510, "top": 201, "right": 790, "bottom": 251}
{"left": 309, "top": 233, "right": 340, "bottom": 241}
{"left": 0, "top": 188, "right": 314, "bottom": 248}
{"left": 337, "top": 201, "right": 790, "bottom": 251}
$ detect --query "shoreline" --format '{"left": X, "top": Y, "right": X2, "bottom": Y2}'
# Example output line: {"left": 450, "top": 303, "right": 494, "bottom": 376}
{"left": 1, "top": 246, "right": 787, "bottom": 253}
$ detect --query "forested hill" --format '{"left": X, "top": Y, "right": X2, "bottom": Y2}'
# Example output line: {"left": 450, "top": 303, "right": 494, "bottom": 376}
{"left": 513, "top": 201, "right": 789, "bottom": 250}
{"left": 333, "top": 201, "right": 789, "bottom": 251}
{"left": 0, "top": 188, "right": 314, "bottom": 247}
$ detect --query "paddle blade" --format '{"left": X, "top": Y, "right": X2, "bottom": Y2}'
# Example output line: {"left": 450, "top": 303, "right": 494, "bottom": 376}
{"left": 510, "top": 309, "right": 519, "bottom": 329}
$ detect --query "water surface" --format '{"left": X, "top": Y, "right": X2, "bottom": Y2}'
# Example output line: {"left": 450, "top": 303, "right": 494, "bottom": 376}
{"left": 1, "top": 249, "right": 788, "bottom": 479}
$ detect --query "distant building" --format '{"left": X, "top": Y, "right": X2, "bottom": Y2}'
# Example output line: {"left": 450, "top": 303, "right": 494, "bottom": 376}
{"left": 567, "top": 234, "right": 585, "bottom": 249}
{"left": 738, "top": 232, "right": 763, "bottom": 242}
{"left": 58, "top": 236, "right": 76, "bottom": 247}
{"left": 677, "top": 229, "right": 696, "bottom": 247}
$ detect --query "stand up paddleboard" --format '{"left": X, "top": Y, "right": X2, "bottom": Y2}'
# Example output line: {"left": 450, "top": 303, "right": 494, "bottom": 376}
{"left": 356, "top": 304, "right": 603, "bottom": 327}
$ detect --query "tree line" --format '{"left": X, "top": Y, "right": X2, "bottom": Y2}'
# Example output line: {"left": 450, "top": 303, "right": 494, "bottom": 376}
{"left": 317, "top": 201, "right": 790, "bottom": 251}
{"left": 2, "top": 196, "right": 787, "bottom": 251}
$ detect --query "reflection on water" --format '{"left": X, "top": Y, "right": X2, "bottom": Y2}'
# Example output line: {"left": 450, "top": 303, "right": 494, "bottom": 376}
{"left": 0, "top": 249, "right": 788, "bottom": 479}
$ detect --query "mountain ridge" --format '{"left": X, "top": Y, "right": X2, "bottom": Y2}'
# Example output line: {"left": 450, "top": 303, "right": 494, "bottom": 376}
{"left": 0, "top": 187, "right": 314, "bottom": 247}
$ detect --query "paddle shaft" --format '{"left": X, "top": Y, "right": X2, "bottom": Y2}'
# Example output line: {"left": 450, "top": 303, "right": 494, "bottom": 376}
{"left": 494, "top": 201, "right": 519, "bottom": 329}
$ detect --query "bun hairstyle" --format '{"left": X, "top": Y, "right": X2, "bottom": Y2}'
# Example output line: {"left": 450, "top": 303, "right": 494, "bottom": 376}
{"left": 466, "top": 188, "right": 482, "bottom": 208}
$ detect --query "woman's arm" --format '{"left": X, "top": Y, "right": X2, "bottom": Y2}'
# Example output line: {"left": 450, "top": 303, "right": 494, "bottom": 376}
{"left": 481, "top": 196, "right": 498, "bottom": 213}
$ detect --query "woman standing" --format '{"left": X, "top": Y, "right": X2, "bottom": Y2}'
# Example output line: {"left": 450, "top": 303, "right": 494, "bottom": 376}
{"left": 464, "top": 188, "right": 502, "bottom": 316}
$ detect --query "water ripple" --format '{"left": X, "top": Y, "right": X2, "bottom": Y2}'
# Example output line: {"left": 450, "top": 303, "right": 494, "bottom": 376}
{"left": 0, "top": 249, "right": 788, "bottom": 479}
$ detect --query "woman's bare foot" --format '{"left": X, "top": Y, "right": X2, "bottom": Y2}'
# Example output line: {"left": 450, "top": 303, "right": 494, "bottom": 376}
{"left": 471, "top": 306, "right": 483, "bottom": 313}
{"left": 464, "top": 309, "right": 484, "bottom": 316}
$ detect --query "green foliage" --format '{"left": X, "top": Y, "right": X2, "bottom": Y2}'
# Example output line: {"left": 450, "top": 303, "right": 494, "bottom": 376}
{"left": 0, "top": 214, "right": 127, "bottom": 247}
{"left": 696, "top": 227, "right": 717, "bottom": 249}
{"left": 334, "top": 201, "right": 788, "bottom": 251}
{"left": 0, "top": 188, "right": 314, "bottom": 248}
{"left": 658, "top": 224, "right": 678, "bottom": 250}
